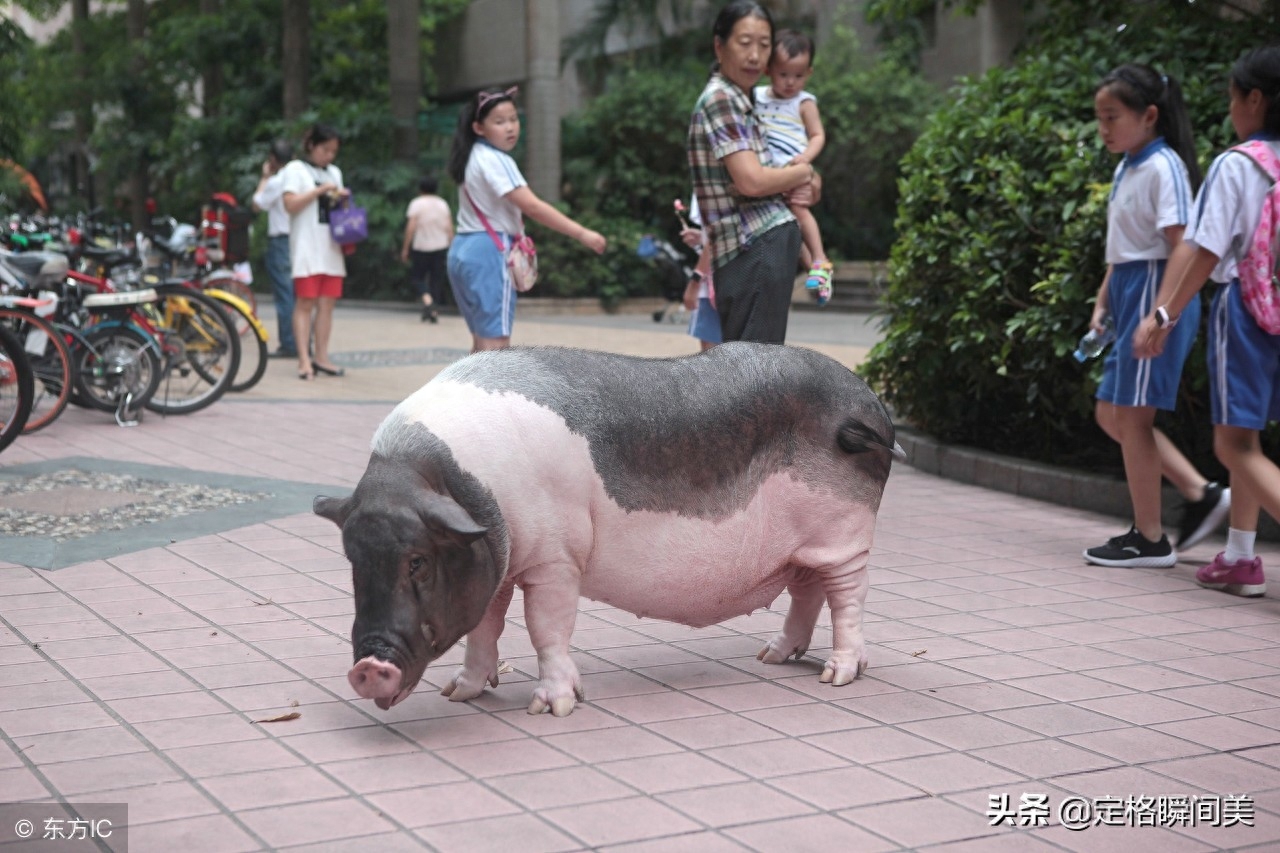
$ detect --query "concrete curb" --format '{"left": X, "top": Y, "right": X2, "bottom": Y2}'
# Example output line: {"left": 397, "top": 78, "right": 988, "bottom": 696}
{"left": 896, "top": 425, "right": 1280, "bottom": 540}
{"left": 895, "top": 426, "right": 1133, "bottom": 520}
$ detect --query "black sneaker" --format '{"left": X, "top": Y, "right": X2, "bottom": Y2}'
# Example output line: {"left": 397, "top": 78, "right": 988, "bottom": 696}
{"left": 1176, "top": 482, "right": 1231, "bottom": 549}
{"left": 1083, "top": 526, "right": 1176, "bottom": 568}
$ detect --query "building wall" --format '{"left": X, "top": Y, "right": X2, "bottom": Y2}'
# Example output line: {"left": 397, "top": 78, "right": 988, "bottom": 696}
{"left": 920, "top": 0, "right": 1024, "bottom": 84}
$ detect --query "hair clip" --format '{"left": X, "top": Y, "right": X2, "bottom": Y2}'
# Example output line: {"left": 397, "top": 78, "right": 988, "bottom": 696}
{"left": 477, "top": 86, "right": 518, "bottom": 111}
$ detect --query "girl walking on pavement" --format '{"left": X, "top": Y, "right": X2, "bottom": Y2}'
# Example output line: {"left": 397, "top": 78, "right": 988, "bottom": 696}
{"left": 1135, "top": 46, "right": 1280, "bottom": 596}
{"left": 1083, "top": 64, "right": 1230, "bottom": 569}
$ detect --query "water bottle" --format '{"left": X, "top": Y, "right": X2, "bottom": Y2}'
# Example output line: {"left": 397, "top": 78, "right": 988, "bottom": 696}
{"left": 1073, "top": 316, "right": 1116, "bottom": 362}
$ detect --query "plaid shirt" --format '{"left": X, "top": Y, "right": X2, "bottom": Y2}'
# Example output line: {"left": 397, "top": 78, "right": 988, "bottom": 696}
{"left": 688, "top": 73, "right": 794, "bottom": 269}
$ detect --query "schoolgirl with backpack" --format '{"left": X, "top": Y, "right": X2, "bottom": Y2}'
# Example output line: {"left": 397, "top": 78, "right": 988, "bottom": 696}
{"left": 1134, "top": 45, "right": 1280, "bottom": 597}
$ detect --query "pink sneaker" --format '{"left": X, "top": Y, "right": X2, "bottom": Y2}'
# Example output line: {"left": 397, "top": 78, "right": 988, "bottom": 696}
{"left": 1196, "top": 552, "right": 1266, "bottom": 597}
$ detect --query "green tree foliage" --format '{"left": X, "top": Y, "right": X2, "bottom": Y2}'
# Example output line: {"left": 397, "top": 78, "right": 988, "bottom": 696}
{"left": 0, "top": 19, "right": 33, "bottom": 162}
{"left": 549, "top": 61, "right": 706, "bottom": 305}
{"left": 5, "top": 0, "right": 466, "bottom": 298}
{"left": 562, "top": 60, "right": 705, "bottom": 225}
{"left": 862, "top": 2, "right": 1259, "bottom": 469}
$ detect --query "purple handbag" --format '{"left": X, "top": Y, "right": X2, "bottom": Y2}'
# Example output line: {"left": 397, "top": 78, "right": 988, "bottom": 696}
{"left": 329, "top": 195, "right": 369, "bottom": 245}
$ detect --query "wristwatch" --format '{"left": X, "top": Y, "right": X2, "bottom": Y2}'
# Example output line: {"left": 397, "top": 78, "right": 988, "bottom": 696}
{"left": 1154, "top": 305, "right": 1178, "bottom": 329}
{"left": 690, "top": 270, "right": 703, "bottom": 283}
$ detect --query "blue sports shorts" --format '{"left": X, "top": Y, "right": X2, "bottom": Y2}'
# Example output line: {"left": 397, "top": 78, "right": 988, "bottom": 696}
{"left": 1096, "top": 260, "right": 1200, "bottom": 411}
{"left": 1208, "top": 279, "right": 1280, "bottom": 429}
{"left": 688, "top": 297, "right": 722, "bottom": 344}
{"left": 447, "top": 231, "right": 516, "bottom": 339}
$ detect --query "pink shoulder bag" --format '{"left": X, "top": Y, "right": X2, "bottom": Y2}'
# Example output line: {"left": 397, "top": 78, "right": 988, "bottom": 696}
{"left": 464, "top": 188, "right": 538, "bottom": 292}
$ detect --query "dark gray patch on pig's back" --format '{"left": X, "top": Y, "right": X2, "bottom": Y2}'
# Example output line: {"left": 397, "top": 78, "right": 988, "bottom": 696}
{"left": 437, "top": 342, "right": 896, "bottom": 518}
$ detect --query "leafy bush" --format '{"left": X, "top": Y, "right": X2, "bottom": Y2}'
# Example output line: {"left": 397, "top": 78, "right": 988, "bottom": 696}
{"left": 807, "top": 25, "right": 939, "bottom": 260}
{"left": 862, "top": 10, "right": 1256, "bottom": 469}
{"left": 527, "top": 212, "right": 665, "bottom": 309}
{"left": 561, "top": 62, "right": 706, "bottom": 228}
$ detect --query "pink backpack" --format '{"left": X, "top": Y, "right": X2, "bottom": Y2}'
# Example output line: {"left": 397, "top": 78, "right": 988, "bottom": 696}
{"left": 1233, "top": 140, "right": 1280, "bottom": 334}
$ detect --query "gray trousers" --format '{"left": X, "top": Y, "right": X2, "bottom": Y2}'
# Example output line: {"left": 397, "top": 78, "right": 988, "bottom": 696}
{"left": 714, "top": 220, "right": 801, "bottom": 345}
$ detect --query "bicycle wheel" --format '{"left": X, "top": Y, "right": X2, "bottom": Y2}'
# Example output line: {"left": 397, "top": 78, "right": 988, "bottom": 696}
{"left": 0, "top": 307, "right": 75, "bottom": 432}
{"left": 73, "top": 324, "right": 163, "bottom": 414}
{"left": 199, "top": 271, "right": 257, "bottom": 326}
{"left": 145, "top": 286, "right": 241, "bottom": 415}
{"left": 209, "top": 294, "right": 268, "bottom": 393}
{"left": 0, "top": 324, "right": 36, "bottom": 453}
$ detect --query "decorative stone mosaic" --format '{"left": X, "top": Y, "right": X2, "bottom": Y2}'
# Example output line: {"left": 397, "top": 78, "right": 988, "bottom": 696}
{"left": 332, "top": 347, "right": 469, "bottom": 368}
{"left": 0, "top": 469, "right": 270, "bottom": 541}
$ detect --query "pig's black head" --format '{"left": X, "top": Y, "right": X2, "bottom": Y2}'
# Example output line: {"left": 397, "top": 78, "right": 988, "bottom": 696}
{"left": 315, "top": 452, "right": 505, "bottom": 709}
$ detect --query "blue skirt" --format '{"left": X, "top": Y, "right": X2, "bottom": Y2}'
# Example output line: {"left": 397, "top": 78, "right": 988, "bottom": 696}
{"left": 447, "top": 232, "right": 516, "bottom": 339}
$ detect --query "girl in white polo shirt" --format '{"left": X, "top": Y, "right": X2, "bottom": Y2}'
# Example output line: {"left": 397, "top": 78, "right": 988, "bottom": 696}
{"left": 1083, "top": 65, "right": 1229, "bottom": 569}
{"left": 445, "top": 87, "right": 606, "bottom": 352}
{"left": 1136, "top": 46, "right": 1280, "bottom": 596}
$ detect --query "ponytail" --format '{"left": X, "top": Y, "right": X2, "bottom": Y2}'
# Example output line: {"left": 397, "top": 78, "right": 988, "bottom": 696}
{"left": 1096, "top": 64, "right": 1202, "bottom": 190}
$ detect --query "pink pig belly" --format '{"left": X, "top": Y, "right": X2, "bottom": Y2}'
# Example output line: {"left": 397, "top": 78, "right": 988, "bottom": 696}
{"left": 578, "top": 474, "right": 850, "bottom": 627}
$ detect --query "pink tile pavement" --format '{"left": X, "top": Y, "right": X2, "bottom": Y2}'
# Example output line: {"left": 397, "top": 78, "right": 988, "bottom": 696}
{"left": 6, "top": 309, "right": 1280, "bottom": 851}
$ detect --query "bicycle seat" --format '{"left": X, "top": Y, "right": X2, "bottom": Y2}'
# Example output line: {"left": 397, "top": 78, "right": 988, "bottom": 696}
{"left": 82, "top": 288, "right": 158, "bottom": 308}
{"left": 0, "top": 249, "right": 69, "bottom": 284}
{"left": 80, "top": 244, "right": 136, "bottom": 270}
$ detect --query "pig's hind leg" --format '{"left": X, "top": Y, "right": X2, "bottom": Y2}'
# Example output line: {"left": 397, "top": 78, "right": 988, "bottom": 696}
{"left": 757, "top": 567, "right": 825, "bottom": 664}
{"left": 442, "top": 580, "right": 515, "bottom": 702}
{"left": 520, "top": 564, "right": 585, "bottom": 717}
{"left": 817, "top": 552, "right": 870, "bottom": 686}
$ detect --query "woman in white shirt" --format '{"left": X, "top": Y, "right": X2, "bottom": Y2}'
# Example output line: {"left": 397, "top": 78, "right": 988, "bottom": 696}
{"left": 280, "top": 123, "right": 349, "bottom": 380}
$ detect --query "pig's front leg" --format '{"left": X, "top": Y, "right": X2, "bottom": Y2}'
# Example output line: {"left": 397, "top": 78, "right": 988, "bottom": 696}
{"left": 520, "top": 564, "right": 584, "bottom": 717}
{"left": 819, "top": 553, "right": 870, "bottom": 686}
{"left": 442, "top": 580, "right": 515, "bottom": 702}
{"left": 758, "top": 567, "right": 824, "bottom": 664}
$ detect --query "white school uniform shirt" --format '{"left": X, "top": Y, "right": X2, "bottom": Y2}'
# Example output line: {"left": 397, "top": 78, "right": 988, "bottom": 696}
{"left": 1106, "top": 137, "right": 1192, "bottom": 264}
{"left": 753, "top": 86, "right": 817, "bottom": 167}
{"left": 279, "top": 159, "right": 346, "bottom": 278}
{"left": 1185, "top": 137, "right": 1280, "bottom": 283}
{"left": 456, "top": 141, "right": 527, "bottom": 237}
{"left": 252, "top": 173, "right": 290, "bottom": 238}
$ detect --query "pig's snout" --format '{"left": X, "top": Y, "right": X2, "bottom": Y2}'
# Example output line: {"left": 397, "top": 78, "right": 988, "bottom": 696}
{"left": 349, "top": 656, "right": 406, "bottom": 709}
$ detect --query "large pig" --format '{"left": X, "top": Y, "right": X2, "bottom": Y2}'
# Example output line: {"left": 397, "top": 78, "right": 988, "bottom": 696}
{"left": 315, "top": 342, "right": 902, "bottom": 716}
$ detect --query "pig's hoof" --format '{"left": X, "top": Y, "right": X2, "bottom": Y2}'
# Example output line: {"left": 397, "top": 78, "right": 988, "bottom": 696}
{"left": 527, "top": 684, "right": 585, "bottom": 717}
{"left": 819, "top": 655, "right": 868, "bottom": 686}
{"left": 756, "top": 638, "right": 809, "bottom": 664}
{"left": 440, "top": 668, "right": 494, "bottom": 702}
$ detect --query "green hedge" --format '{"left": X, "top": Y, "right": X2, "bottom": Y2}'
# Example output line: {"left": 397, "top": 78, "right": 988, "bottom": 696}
{"left": 526, "top": 213, "right": 666, "bottom": 309}
{"left": 862, "top": 14, "right": 1254, "bottom": 471}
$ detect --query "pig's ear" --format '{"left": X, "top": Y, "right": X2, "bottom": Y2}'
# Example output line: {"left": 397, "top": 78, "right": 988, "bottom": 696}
{"left": 313, "top": 495, "right": 353, "bottom": 527}
{"left": 417, "top": 493, "right": 488, "bottom": 546}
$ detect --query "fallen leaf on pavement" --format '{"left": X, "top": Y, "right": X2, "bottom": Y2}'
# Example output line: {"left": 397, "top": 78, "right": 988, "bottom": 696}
{"left": 253, "top": 712, "right": 301, "bottom": 723}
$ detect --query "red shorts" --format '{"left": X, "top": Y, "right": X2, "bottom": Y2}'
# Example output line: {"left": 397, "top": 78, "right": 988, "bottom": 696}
{"left": 294, "top": 274, "right": 344, "bottom": 299}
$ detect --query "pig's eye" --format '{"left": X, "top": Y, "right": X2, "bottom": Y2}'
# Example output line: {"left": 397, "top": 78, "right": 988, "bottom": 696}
{"left": 408, "top": 556, "right": 425, "bottom": 575}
